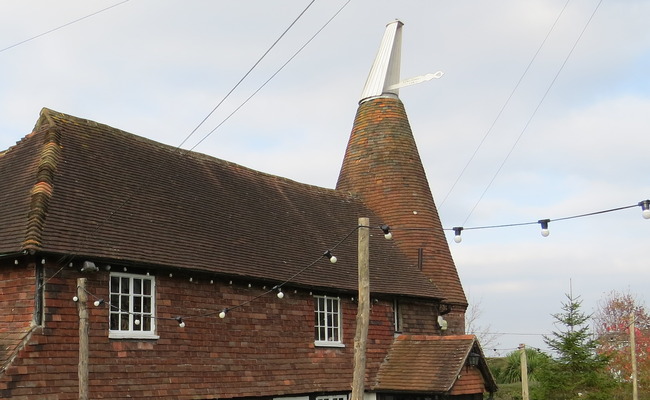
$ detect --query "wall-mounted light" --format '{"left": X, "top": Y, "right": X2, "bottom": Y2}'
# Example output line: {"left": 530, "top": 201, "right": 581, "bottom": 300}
{"left": 437, "top": 315, "right": 448, "bottom": 331}
{"left": 323, "top": 250, "right": 337, "bottom": 263}
{"left": 538, "top": 219, "right": 550, "bottom": 237}
{"left": 81, "top": 261, "right": 98, "bottom": 272}
{"left": 380, "top": 225, "right": 393, "bottom": 240}
{"left": 468, "top": 352, "right": 480, "bottom": 367}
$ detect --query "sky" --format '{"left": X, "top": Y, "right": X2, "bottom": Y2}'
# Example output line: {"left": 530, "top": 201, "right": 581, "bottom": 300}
{"left": 1, "top": 0, "right": 649, "bottom": 356}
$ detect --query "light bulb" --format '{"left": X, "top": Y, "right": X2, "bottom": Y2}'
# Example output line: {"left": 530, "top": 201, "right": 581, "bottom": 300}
{"left": 179, "top": 321, "right": 185, "bottom": 328}
{"left": 324, "top": 250, "right": 337, "bottom": 263}
{"left": 380, "top": 225, "right": 392, "bottom": 240}
{"left": 93, "top": 299, "right": 104, "bottom": 307}
{"left": 219, "top": 310, "right": 227, "bottom": 319}
{"left": 134, "top": 319, "right": 140, "bottom": 326}
{"left": 453, "top": 227, "right": 463, "bottom": 243}
{"left": 73, "top": 296, "right": 79, "bottom": 302}
{"left": 639, "top": 200, "right": 650, "bottom": 219}
{"left": 538, "top": 219, "right": 550, "bottom": 238}
{"left": 277, "top": 290, "right": 284, "bottom": 299}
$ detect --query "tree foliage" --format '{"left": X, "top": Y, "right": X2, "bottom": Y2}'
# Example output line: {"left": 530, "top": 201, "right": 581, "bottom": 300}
{"left": 532, "top": 292, "right": 616, "bottom": 400}
{"left": 594, "top": 290, "right": 650, "bottom": 389}
{"left": 494, "top": 347, "right": 550, "bottom": 384}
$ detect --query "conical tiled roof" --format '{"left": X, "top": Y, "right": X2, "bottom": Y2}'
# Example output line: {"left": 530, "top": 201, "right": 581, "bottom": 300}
{"left": 336, "top": 97, "right": 466, "bottom": 305}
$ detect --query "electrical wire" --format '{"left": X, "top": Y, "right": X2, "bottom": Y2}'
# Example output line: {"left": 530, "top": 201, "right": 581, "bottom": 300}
{"left": 0, "top": 0, "right": 131, "bottom": 54}
{"left": 32, "top": 1, "right": 334, "bottom": 289}
{"left": 189, "top": 0, "right": 351, "bottom": 151}
{"left": 461, "top": 0, "right": 604, "bottom": 227}
{"left": 177, "top": 0, "right": 318, "bottom": 150}
{"left": 439, "top": 0, "right": 571, "bottom": 210}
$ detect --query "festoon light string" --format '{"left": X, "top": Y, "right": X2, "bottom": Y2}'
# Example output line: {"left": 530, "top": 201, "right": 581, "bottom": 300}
{"left": 69, "top": 199, "right": 649, "bottom": 327}
{"left": 74, "top": 223, "right": 394, "bottom": 328}
{"left": 448, "top": 200, "right": 650, "bottom": 243}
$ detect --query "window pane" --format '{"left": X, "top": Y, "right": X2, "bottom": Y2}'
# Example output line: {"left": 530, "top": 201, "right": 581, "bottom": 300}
{"left": 143, "top": 280, "right": 151, "bottom": 295}
{"left": 110, "top": 313, "right": 119, "bottom": 330}
{"left": 110, "top": 276, "right": 119, "bottom": 293}
{"left": 143, "top": 316, "right": 151, "bottom": 331}
{"left": 143, "top": 297, "right": 151, "bottom": 313}
{"left": 120, "top": 313, "right": 129, "bottom": 330}
{"left": 121, "top": 277, "right": 130, "bottom": 294}
{"left": 134, "top": 279, "right": 142, "bottom": 295}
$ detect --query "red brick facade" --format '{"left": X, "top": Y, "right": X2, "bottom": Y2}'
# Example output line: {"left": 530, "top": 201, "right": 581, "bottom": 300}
{"left": 1, "top": 259, "right": 454, "bottom": 399}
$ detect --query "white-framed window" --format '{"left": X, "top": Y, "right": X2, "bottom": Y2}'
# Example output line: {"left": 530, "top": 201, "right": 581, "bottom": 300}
{"left": 108, "top": 272, "right": 158, "bottom": 339}
{"left": 316, "top": 395, "right": 348, "bottom": 400}
{"left": 314, "top": 295, "right": 343, "bottom": 347}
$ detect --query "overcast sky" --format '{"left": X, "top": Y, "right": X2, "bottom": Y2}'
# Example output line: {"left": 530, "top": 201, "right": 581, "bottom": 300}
{"left": 2, "top": 0, "right": 649, "bottom": 355}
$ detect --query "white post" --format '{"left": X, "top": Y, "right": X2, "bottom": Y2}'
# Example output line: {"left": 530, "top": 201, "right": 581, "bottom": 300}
{"left": 519, "top": 343, "right": 529, "bottom": 400}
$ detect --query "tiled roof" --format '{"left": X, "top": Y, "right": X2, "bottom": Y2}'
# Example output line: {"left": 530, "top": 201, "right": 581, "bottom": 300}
{"left": 337, "top": 97, "right": 467, "bottom": 305}
{"left": 373, "top": 334, "right": 497, "bottom": 394}
{"left": 0, "top": 108, "right": 443, "bottom": 299}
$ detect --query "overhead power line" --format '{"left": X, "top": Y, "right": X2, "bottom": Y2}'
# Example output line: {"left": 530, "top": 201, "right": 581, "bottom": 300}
{"left": 461, "top": 0, "right": 604, "bottom": 226}
{"left": 177, "top": 0, "right": 318, "bottom": 149}
{"left": 0, "top": 0, "right": 131, "bottom": 54}
{"left": 439, "top": 0, "right": 571, "bottom": 210}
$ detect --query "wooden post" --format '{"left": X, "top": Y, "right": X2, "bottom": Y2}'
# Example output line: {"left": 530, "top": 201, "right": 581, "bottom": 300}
{"left": 519, "top": 343, "right": 529, "bottom": 400}
{"left": 351, "top": 217, "right": 370, "bottom": 400}
{"left": 630, "top": 313, "right": 638, "bottom": 400}
{"left": 77, "top": 278, "right": 89, "bottom": 400}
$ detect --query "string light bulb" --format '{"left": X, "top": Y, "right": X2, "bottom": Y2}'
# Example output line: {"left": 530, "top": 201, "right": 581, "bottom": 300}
{"left": 276, "top": 288, "right": 284, "bottom": 299}
{"left": 73, "top": 296, "right": 79, "bottom": 302}
{"left": 93, "top": 299, "right": 105, "bottom": 307}
{"left": 538, "top": 219, "right": 550, "bottom": 237}
{"left": 639, "top": 200, "right": 650, "bottom": 219}
{"left": 323, "top": 250, "right": 337, "bottom": 263}
{"left": 134, "top": 319, "right": 140, "bottom": 326}
{"left": 175, "top": 316, "right": 185, "bottom": 328}
{"left": 219, "top": 309, "right": 228, "bottom": 319}
{"left": 453, "top": 227, "right": 463, "bottom": 243}
{"left": 380, "top": 225, "right": 392, "bottom": 240}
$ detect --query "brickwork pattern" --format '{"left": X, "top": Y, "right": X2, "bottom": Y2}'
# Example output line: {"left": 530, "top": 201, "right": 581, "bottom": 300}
{"left": 1, "top": 262, "right": 440, "bottom": 399}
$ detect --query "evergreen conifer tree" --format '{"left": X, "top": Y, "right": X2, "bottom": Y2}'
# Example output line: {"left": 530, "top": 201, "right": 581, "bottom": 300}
{"left": 533, "top": 292, "right": 617, "bottom": 400}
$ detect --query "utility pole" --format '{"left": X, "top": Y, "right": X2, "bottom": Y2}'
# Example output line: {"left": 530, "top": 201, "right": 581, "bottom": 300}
{"left": 630, "top": 312, "right": 638, "bottom": 400}
{"left": 519, "top": 343, "right": 529, "bottom": 400}
{"left": 351, "top": 217, "right": 370, "bottom": 400}
{"left": 77, "top": 277, "right": 89, "bottom": 400}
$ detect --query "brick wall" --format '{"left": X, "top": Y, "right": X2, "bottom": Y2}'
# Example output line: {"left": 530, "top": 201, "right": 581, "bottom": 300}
{"left": 0, "top": 258, "right": 38, "bottom": 375}
{"left": 1, "top": 259, "right": 444, "bottom": 399}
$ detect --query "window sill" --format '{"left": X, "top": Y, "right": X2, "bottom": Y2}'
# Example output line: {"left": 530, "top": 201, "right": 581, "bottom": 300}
{"left": 109, "top": 331, "right": 160, "bottom": 340}
{"left": 314, "top": 341, "right": 345, "bottom": 348}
